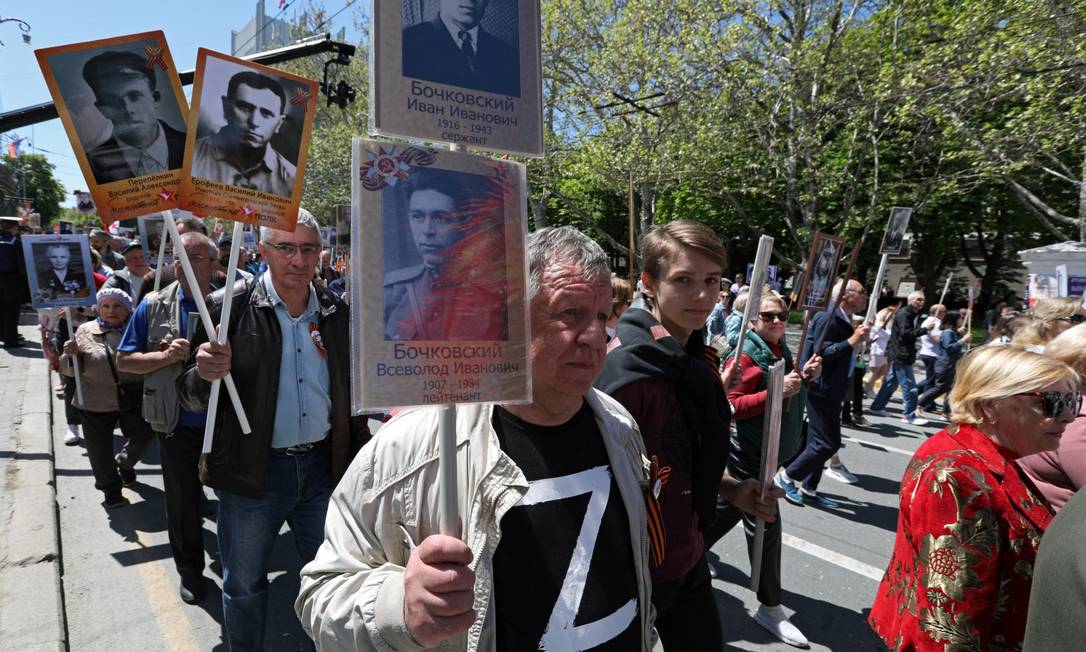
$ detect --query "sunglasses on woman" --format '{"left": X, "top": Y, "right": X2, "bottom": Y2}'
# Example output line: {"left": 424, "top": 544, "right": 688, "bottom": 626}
{"left": 1056, "top": 314, "right": 1086, "bottom": 324}
{"left": 758, "top": 311, "right": 789, "bottom": 323}
{"left": 1017, "top": 391, "right": 1083, "bottom": 418}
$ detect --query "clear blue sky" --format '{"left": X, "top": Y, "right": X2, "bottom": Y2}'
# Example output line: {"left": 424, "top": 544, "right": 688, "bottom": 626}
{"left": 0, "top": 0, "right": 361, "bottom": 207}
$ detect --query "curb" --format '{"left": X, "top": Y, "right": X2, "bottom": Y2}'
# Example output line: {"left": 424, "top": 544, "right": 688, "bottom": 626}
{"left": 0, "top": 327, "right": 68, "bottom": 652}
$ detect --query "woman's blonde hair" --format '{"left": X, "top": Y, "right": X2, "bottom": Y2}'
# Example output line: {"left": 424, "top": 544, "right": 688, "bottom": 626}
{"left": 1014, "top": 297, "right": 1084, "bottom": 346}
{"left": 948, "top": 346, "right": 1079, "bottom": 429}
{"left": 610, "top": 275, "right": 633, "bottom": 318}
{"left": 1043, "top": 323, "right": 1086, "bottom": 372}
{"left": 751, "top": 292, "right": 787, "bottom": 319}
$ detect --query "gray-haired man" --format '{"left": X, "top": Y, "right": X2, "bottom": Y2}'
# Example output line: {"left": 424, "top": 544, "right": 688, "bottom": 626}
{"left": 178, "top": 209, "right": 367, "bottom": 649}
{"left": 296, "top": 226, "right": 654, "bottom": 651}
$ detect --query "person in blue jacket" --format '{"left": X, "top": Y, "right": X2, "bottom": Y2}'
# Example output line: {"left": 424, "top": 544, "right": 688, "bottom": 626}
{"left": 917, "top": 310, "right": 967, "bottom": 416}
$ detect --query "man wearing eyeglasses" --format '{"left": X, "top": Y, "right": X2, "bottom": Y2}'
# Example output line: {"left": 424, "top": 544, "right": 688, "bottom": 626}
{"left": 117, "top": 231, "right": 218, "bottom": 605}
{"left": 191, "top": 70, "right": 296, "bottom": 198}
{"left": 775, "top": 279, "right": 869, "bottom": 508}
{"left": 178, "top": 208, "right": 369, "bottom": 649}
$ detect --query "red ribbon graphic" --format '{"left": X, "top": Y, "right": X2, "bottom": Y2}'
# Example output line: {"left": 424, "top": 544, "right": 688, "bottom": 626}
{"left": 145, "top": 46, "right": 167, "bottom": 70}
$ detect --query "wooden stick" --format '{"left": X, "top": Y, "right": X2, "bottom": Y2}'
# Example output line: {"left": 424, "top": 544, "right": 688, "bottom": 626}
{"left": 201, "top": 222, "right": 245, "bottom": 454}
{"left": 751, "top": 360, "right": 785, "bottom": 593}
{"left": 731, "top": 235, "right": 774, "bottom": 371}
{"left": 938, "top": 272, "right": 953, "bottom": 306}
{"left": 856, "top": 252, "right": 889, "bottom": 360}
{"left": 811, "top": 234, "right": 866, "bottom": 357}
{"left": 161, "top": 211, "right": 251, "bottom": 435}
{"left": 66, "top": 307, "right": 84, "bottom": 406}
{"left": 153, "top": 216, "right": 169, "bottom": 293}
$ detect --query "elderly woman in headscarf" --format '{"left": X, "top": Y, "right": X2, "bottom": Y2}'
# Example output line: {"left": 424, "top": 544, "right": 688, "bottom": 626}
{"left": 870, "top": 346, "right": 1080, "bottom": 650}
{"left": 59, "top": 287, "right": 154, "bottom": 508}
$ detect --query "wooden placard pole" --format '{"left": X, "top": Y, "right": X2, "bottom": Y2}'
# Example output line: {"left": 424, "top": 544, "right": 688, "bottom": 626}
{"left": 153, "top": 218, "right": 170, "bottom": 293}
{"left": 66, "top": 307, "right": 84, "bottom": 406}
{"left": 811, "top": 234, "right": 866, "bottom": 358}
{"left": 751, "top": 359, "right": 785, "bottom": 593}
{"left": 161, "top": 211, "right": 251, "bottom": 435}
{"left": 938, "top": 272, "right": 953, "bottom": 306}
{"left": 202, "top": 221, "right": 246, "bottom": 453}
{"left": 731, "top": 235, "right": 775, "bottom": 372}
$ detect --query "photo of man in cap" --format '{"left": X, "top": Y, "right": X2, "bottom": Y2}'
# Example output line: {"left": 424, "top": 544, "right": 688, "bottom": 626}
{"left": 81, "top": 50, "right": 187, "bottom": 184}
{"left": 191, "top": 69, "right": 296, "bottom": 198}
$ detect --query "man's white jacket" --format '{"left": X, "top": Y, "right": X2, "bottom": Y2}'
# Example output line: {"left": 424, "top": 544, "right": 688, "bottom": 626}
{"left": 296, "top": 389, "right": 654, "bottom": 651}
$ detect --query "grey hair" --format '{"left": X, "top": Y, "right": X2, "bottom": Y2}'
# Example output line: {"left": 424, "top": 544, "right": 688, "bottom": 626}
{"left": 261, "top": 207, "right": 320, "bottom": 244}
{"left": 732, "top": 289, "right": 750, "bottom": 314}
{"left": 908, "top": 290, "right": 926, "bottom": 302}
{"left": 527, "top": 226, "right": 610, "bottom": 299}
{"left": 178, "top": 231, "right": 217, "bottom": 258}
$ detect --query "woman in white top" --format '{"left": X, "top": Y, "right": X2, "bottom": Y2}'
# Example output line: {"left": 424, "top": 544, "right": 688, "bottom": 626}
{"left": 917, "top": 304, "right": 947, "bottom": 397}
{"left": 863, "top": 301, "right": 898, "bottom": 396}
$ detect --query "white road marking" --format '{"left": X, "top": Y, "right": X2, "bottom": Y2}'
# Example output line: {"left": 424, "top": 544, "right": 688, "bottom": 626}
{"left": 782, "top": 533, "right": 885, "bottom": 582}
{"left": 842, "top": 435, "right": 914, "bottom": 457}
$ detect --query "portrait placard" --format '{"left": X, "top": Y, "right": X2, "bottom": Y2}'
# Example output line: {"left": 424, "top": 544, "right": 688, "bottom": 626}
{"left": 799, "top": 231, "right": 845, "bottom": 311}
{"left": 137, "top": 214, "right": 174, "bottom": 267}
{"left": 371, "top": 0, "right": 543, "bottom": 156}
{"left": 350, "top": 137, "right": 530, "bottom": 411}
{"left": 179, "top": 49, "right": 318, "bottom": 231}
{"left": 21, "top": 234, "right": 97, "bottom": 310}
{"left": 35, "top": 31, "right": 189, "bottom": 224}
{"left": 879, "top": 206, "right": 913, "bottom": 255}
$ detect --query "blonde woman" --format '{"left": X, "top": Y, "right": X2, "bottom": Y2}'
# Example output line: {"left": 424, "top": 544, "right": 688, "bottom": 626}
{"left": 607, "top": 275, "right": 633, "bottom": 340}
{"left": 1018, "top": 323, "right": 1086, "bottom": 511}
{"left": 1013, "top": 297, "right": 1086, "bottom": 351}
{"left": 870, "top": 346, "right": 1080, "bottom": 650}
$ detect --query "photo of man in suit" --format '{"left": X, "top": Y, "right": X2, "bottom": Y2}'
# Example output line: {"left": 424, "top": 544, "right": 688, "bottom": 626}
{"left": 191, "top": 70, "right": 296, "bottom": 198}
{"left": 401, "top": 0, "right": 521, "bottom": 97}
{"left": 39, "top": 244, "right": 90, "bottom": 301}
{"left": 82, "top": 50, "right": 186, "bottom": 184}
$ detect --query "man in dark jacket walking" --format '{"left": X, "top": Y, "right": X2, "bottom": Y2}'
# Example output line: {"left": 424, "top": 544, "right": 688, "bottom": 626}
{"left": 775, "top": 279, "right": 869, "bottom": 508}
{"left": 868, "top": 290, "right": 927, "bottom": 425}
{"left": 178, "top": 209, "right": 368, "bottom": 650}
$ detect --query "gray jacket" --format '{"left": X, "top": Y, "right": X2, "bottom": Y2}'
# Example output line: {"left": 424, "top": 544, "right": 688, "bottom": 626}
{"left": 295, "top": 390, "right": 654, "bottom": 651}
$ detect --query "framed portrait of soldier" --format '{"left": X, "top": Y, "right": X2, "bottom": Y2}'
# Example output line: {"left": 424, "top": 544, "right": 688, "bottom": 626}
{"left": 350, "top": 137, "right": 529, "bottom": 411}
{"left": 179, "top": 49, "right": 318, "bottom": 232}
{"left": 21, "top": 234, "right": 97, "bottom": 310}
{"left": 371, "top": 0, "right": 543, "bottom": 156}
{"left": 799, "top": 231, "right": 845, "bottom": 311}
{"left": 879, "top": 206, "right": 913, "bottom": 255}
{"left": 36, "top": 31, "right": 188, "bottom": 224}
{"left": 137, "top": 214, "right": 173, "bottom": 267}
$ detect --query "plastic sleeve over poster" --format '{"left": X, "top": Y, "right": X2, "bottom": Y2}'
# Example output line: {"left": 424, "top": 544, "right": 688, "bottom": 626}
{"left": 349, "top": 137, "right": 530, "bottom": 412}
{"left": 21, "top": 234, "right": 98, "bottom": 310}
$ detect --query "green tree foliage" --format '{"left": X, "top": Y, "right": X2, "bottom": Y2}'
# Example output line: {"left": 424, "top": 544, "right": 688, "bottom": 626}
{"left": 0, "top": 153, "right": 65, "bottom": 226}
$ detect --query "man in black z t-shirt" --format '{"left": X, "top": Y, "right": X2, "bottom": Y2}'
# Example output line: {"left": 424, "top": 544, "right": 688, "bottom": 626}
{"left": 297, "top": 227, "right": 652, "bottom": 650}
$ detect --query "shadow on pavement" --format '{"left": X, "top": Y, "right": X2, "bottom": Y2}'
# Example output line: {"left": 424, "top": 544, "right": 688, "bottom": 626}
{"left": 851, "top": 473, "right": 901, "bottom": 495}
{"left": 807, "top": 492, "right": 900, "bottom": 532}
{"left": 710, "top": 559, "right": 882, "bottom": 651}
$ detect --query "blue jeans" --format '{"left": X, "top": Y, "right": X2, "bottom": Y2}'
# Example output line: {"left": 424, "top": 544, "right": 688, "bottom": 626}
{"left": 917, "top": 355, "right": 937, "bottom": 395}
{"left": 217, "top": 441, "right": 331, "bottom": 651}
{"left": 870, "top": 361, "right": 919, "bottom": 418}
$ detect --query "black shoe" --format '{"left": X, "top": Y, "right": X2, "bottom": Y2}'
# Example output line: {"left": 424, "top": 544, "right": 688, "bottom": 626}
{"left": 118, "top": 465, "right": 137, "bottom": 487}
{"left": 102, "top": 492, "right": 129, "bottom": 509}
{"left": 179, "top": 576, "right": 207, "bottom": 604}
{"left": 2, "top": 341, "right": 22, "bottom": 349}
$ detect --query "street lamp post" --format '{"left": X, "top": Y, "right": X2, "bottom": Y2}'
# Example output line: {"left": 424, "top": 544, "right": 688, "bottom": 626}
{"left": 0, "top": 16, "right": 32, "bottom": 46}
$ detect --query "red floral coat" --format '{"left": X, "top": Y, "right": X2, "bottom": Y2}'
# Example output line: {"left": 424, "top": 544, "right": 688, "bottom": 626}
{"left": 869, "top": 424, "right": 1054, "bottom": 651}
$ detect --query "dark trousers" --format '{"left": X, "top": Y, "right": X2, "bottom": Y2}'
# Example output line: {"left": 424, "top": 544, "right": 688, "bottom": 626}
{"left": 917, "top": 354, "right": 937, "bottom": 394}
{"left": 0, "top": 273, "right": 22, "bottom": 344}
{"left": 704, "top": 436, "right": 782, "bottom": 606}
{"left": 918, "top": 366, "right": 956, "bottom": 412}
{"left": 78, "top": 407, "right": 154, "bottom": 496}
{"left": 785, "top": 394, "right": 842, "bottom": 493}
{"left": 159, "top": 425, "right": 205, "bottom": 582}
{"left": 653, "top": 554, "right": 724, "bottom": 651}
{"left": 62, "top": 376, "right": 82, "bottom": 426}
{"left": 842, "top": 365, "right": 865, "bottom": 421}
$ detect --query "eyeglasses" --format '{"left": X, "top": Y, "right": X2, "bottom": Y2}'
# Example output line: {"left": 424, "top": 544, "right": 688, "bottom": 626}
{"left": 1056, "top": 314, "right": 1086, "bottom": 324}
{"left": 1017, "top": 391, "right": 1083, "bottom": 418}
{"left": 266, "top": 242, "right": 321, "bottom": 258}
{"left": 758, "top": 311, "right": 789, "bottom": 322}
{"left": 186, "top": 254, "right": 214, "bottom": 263}
{"left": 848, "top": 287, "right": 868, "bottom": 295}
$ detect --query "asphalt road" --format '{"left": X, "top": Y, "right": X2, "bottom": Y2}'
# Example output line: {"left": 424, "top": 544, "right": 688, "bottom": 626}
{"left": 50, "top": 350, "right": 935, "bottom": 650}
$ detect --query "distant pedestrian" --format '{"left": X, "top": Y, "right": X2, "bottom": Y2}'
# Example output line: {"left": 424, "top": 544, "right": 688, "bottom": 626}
{"left": 862, "top": 302, "right": 897, "bottom": 396}
{"left": 916, "top": 303, "right": 946, "bottom": 396}
{"left": 1012, "top": 297, "right": 1086, "bottom": 352}
{"left": 868, "top": 291, "right": 927, "bottom": 425}
{"left": 917, "top": 310, "right": 966, "bottom": 416}
{"left": 0, "top": 217, "right": 27, "bottom": 349}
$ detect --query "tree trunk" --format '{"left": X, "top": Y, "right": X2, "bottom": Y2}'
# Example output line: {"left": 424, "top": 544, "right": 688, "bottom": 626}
{"left": 1079, "top": 142, "right": 1086, "bottom": 242}
{"left": 529, "top": 195, "right": 548, "bottom": 230}
{"left": 639, "top": 182, "right": 655, "bottom": 237}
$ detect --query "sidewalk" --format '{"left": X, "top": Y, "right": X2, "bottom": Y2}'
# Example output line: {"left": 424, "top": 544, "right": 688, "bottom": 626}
{"left": 0, "top": 316, "right": 66, "bottom": 651}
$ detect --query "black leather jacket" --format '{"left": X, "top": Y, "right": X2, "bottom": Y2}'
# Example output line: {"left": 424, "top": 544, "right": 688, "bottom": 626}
{"left": 178, "top": 275, "right": 368, "bottom": 498}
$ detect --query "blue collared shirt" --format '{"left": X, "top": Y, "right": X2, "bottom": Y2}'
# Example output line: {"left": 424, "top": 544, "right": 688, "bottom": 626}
{"left": 263, "top": 273, "right": 331, "bottom": 448}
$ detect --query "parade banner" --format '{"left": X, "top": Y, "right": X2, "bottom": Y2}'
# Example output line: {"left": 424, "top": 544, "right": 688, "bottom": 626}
{"left": 21, "top": 234, "right": 97, "bottom": 310}
{"left": 351, "top": 137, "right": 530, "bottom": 410}
{"left": 137, "top": 214, "right": 174, "bottom": 268}
{"left": 36, "top": 31, "right": 188, "bottom": 224}
{"left": 798, "top": 231, "right": 845, "bottom": 311}
{"left": 751, "top": 359, "right": 784, "bottom": 593}
{"left": 179, "top": 48, "right": 318, "bottom": 231}
{"left": 371, "top": 0, "right": 543, "bottom": 156}
{"left": 878, "top": 206, "right": 913, "bottom": 255}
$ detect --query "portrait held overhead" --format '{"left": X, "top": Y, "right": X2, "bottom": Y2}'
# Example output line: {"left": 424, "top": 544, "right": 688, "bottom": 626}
{"left": 35, "top": 31, "right": 189, "bottom": 223}
{"left": 179, "top": 48, "right": 318, "bottom": 231}
{"left": 401, "top": 0, "right": 521, "bottom": 97}
{"left": 879, "top": 206, "right": 913, "bottom": 255}
{"left": 21, "top": 235, "right": 97, "bottom": 309}
{"left": 382, "top": 166, "right": 509, "bottom": 341}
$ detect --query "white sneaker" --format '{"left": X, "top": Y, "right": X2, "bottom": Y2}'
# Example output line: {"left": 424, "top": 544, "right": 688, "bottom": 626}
{"left": 825, "top": 462, "right": 858, "bottom": 484}
{"left": 64, "top": 425, "right": 80, "bottom": 446}
{"left": 754, "top": 604, "right": 810, "bottom": 648}
{"left": 902, "top": 416, "right": 929, "bottom": 426}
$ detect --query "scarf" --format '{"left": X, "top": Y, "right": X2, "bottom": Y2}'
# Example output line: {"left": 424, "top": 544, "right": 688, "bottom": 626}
{"left": 595, "top": 307, "right": 732, "bottom": 533}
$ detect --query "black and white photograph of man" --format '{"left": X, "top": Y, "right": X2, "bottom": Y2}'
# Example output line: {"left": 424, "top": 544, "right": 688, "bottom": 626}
{"left": 22, "top": 236, "right": 96, "bottom": 308}
{"left": 879, "top": 206, "right": 912, "bottom": 255}
{"left": 190, "top": 59, "right": 301, "bottom": 198}
{"left": 803, "top": 235, "right": 843, "bottom": 311}
{"left": 38, "top": 37, "right": 187, "bottom": 186}
{"left": 401, "top": 0, "right": 521, "bottom": 97}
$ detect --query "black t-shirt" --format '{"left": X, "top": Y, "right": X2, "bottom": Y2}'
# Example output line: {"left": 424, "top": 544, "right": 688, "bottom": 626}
{"left": 491, "top": 403, "right": 641, "bottom": 651}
